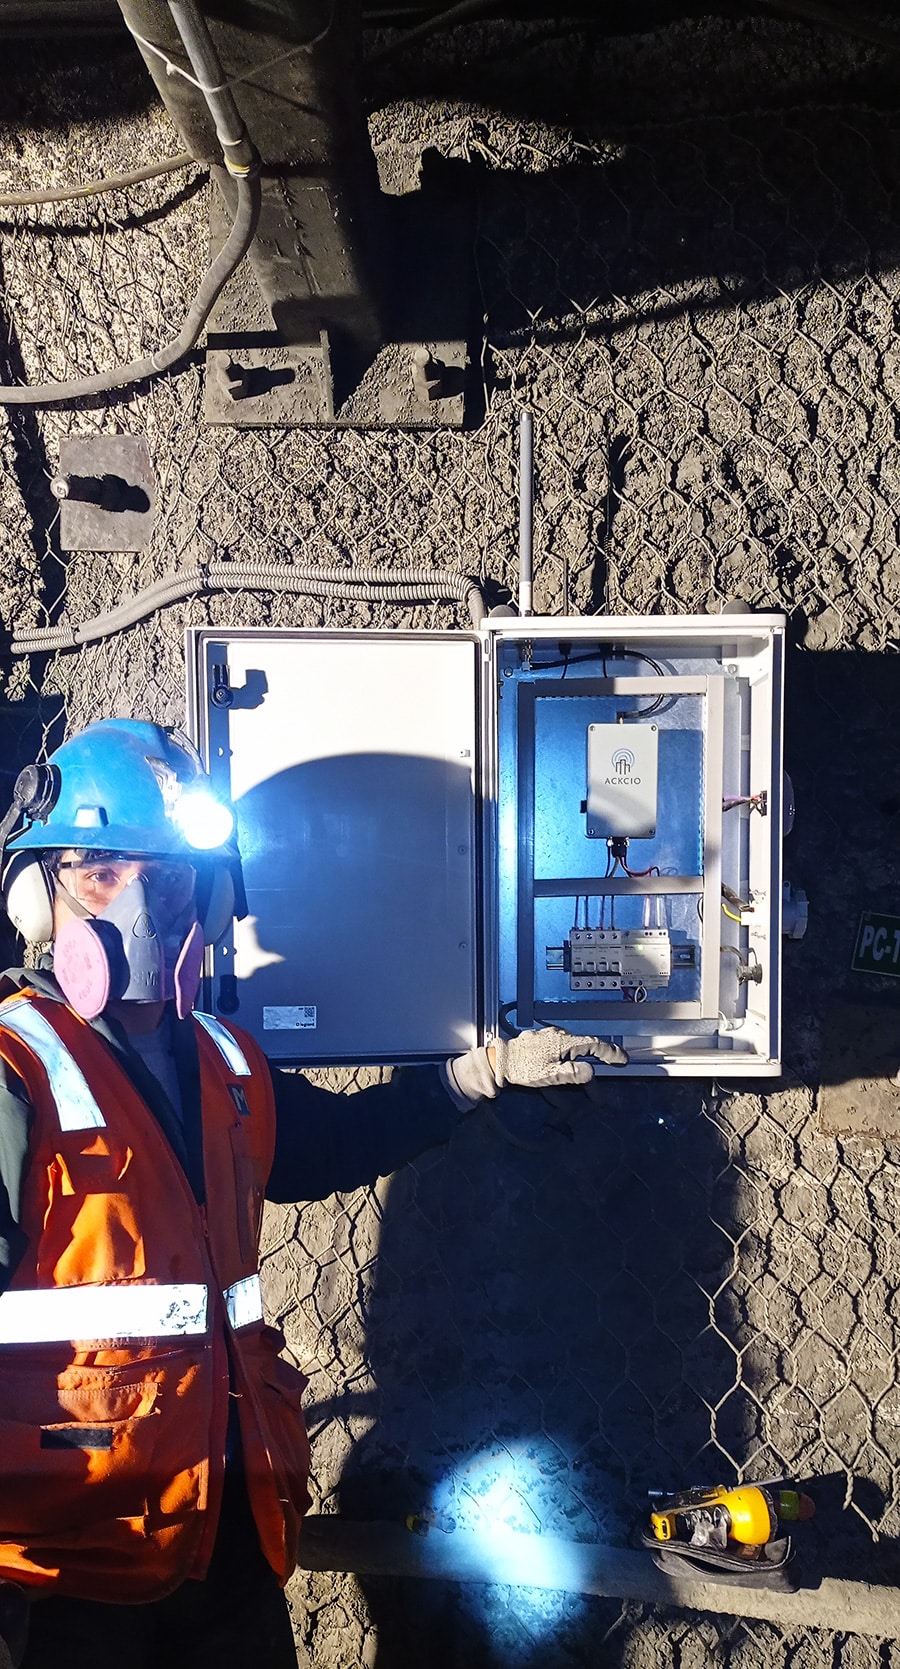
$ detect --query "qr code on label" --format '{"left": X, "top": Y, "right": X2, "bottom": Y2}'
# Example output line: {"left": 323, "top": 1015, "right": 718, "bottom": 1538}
{"left": 263, "top": 1005, "right": 317, "bottom": 1030}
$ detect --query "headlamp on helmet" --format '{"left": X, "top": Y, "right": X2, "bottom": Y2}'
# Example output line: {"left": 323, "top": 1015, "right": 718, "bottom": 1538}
{"left": 0, "top": 719, "right": 243, "bottom": 951}
{"left": 170, "top": 788, "right": 235, "bottom": 851}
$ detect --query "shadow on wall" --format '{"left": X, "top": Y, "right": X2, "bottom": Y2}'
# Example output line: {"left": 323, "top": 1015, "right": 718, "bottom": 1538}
{"left": 233, "top": 750, "right": 771, "bottom": 1660}
{"left": 0, "top": 30, "right": 160, "bottom": 129}
{"left": 221, "top": 750, "right": 478, "bottom": 1064}
{"left": 782, "top": 649, "right": 900, "bottom": 1085}
{"left": 0, "top": 697, "right": 65, "bottom": 970}
{"left": 470, "top": 97, "right": 900, "bottom": 364}
{"left": 362, "top": 7, "right": 900, "bottom": 365}
{"left": 0, "top": 22, "right": 897, "bottom": 401}
{"left": 284, "top": 646, "right": 900, "bottom": 1668}
{"left": 332, "top": 1075, "right": 746, "bottom": 1668}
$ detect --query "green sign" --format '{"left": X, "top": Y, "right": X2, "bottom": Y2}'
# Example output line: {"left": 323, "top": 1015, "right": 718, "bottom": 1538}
{"left": 852, "top": 912, "right": 900, "bottom": 977}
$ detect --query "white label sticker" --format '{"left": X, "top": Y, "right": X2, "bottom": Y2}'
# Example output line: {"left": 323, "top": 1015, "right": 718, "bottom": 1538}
{"left": 263, "top": 1005, "right": 317, "bottom": 1030}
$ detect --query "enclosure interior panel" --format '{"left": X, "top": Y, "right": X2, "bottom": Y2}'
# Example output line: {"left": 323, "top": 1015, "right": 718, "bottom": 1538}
{"left": 488, "top": 619, "right": 782, "bottom": 1074}
{"left": 189, "top": 630, "right": 480, "bottom": 1063}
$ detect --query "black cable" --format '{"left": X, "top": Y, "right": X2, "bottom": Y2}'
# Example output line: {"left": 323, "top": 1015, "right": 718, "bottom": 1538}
{"left": 368, "top": 0, "right": 498, "bottom": 64}
{"left": 0, "top": 153, "right": 199, "bottom": 208}
{"left": 614, "top": 647, "right": 666, "bottom": 719}
{"left": 536, "top": 646, "right": 666, "bottom": 676}
{"left": 623, "top": 694, "right": 665, "bottom": 719}
{"left": 758, "top": 0, "right": 900, "bottom": 54}
{"left": 619, "top": 858, "right": 660, "bottom": 879}
{"left": 535, "top": 645, "right": 668, "bottom": 719}
{"left": 364, "top": 5, "right": 433, "bottom": 17}
{"left": 721, "top": 942, "right": 763, "bottom": 985}
{"left": 599, "top": 847, "right": 614, "bottom": 931}
{"left": 0, "top": 169, "right": 259, "bottom": 404}
{"left": 0, "top": 0, "right": 257, "bottom": 405}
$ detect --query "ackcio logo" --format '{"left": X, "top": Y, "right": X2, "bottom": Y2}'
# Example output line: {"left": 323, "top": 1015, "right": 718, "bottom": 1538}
{"left": 607, "top": 745, "right": 641, "bottom": 786}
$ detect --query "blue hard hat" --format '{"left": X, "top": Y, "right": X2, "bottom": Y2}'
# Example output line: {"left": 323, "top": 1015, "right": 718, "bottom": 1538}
{"left": 8, "top": 719, "right": 235, "bottom": 857}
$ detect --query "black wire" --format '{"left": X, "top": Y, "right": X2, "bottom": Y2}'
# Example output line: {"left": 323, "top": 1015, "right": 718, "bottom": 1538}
{"left": 599, "top": 847, "right": 615, "bottom": 931}
{"left": 0, "top": 153, "right": 198, "bottom": 208}
{"left": 368, "top": 0, "right": 497, "bottom": 63}
{"left": 721, "top": 943, "right": 750, "bottom": 971}
{"left": 535, "top": 645, "right": 668, "bottom": 720}
{"left": 625, "top": 693, "right": 665, "bottom": 719}
{"left": 615, "top": 648, "right": 667, "bottom": 718}
{"left": 536, "top": 648, "right": 663, "bottom": 675}
{"left": 535, "top": 646, "right": 667, "bottom": 717}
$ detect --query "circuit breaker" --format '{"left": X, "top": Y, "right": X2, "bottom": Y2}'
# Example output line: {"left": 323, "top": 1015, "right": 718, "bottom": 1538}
{"left": 186, "top": 614, "right": 784, "bottom": 1076}
{"left": 565, "top": 928, "right": 675, "bottom": 992}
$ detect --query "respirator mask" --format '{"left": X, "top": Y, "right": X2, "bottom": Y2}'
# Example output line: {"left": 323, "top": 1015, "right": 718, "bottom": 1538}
{"left": 52, "top": 860, "right": 205, "bottom": 1022}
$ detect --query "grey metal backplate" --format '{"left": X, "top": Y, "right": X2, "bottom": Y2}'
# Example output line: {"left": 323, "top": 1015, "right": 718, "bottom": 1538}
{"left": 193, "top": 631, "right": 480, "bottom": 1064}
{"left": 56, "top": 434, "right": 156, "bottom": 551}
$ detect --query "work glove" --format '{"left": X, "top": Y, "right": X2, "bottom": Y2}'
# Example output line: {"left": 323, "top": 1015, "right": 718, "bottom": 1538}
{"left": 493, "top": 1027, "right": 628, "bottom": 1089}
{"left": 444, "top": 1027, "right": 627, "bottom": 1108}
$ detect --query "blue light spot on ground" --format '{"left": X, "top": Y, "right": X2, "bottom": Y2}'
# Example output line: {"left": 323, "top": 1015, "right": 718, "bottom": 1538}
{"left": 427, "top": 1444, "right": 592, "bottom": 1632}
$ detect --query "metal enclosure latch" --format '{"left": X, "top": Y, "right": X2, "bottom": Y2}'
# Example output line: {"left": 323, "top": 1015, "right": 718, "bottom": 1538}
{"left": 51, "top": 435, "right": 156, "bottom": 552}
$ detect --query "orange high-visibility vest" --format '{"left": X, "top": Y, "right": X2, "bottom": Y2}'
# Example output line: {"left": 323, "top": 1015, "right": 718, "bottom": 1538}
{"left": 0, "top": 992, "right": 310, "bottom": 1603}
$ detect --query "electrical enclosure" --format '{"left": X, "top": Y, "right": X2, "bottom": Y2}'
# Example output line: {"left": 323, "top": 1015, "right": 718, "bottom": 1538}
{"left": 186, "top": 615, "right": 785, "bottom": 1076}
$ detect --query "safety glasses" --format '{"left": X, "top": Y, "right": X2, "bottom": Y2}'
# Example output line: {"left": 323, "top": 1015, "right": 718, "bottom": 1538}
{"left": 56, "top": 855, "right": 196, "bottom": 914}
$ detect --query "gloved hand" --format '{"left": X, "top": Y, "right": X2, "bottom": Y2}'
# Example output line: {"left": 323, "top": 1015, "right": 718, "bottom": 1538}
{"left": 492, "top": 1027, "right": 628, "bottom": 1089}
{"left": 444, "top": 1027, "right": 627, "bottom": 1107}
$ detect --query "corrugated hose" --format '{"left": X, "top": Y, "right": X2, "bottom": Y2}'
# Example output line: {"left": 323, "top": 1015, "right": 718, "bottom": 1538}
{"left": 10, "top": 564, "right": 487, "bottom": 653}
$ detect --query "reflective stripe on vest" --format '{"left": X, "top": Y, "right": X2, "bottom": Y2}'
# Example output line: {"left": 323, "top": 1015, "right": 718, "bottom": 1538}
{"left": 0, "top": 1282, "right": 209, "bottom": 1344}
{"left": 194, "top": 1012, "right": 251, "bottom": 1077}
{"left": 223, "top": 1272, "right": 263, "bottom": 1330}
{"left": 0, "top": 998, "right": 106, "bottom": 1132}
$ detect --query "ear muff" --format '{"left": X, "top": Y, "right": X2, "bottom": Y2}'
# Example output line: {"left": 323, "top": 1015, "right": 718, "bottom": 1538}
{"left": 196, "top": 863, "right": 235, "bottom": 946}
{"left": 2, "top": 852, "right": 55, "bottom": 944}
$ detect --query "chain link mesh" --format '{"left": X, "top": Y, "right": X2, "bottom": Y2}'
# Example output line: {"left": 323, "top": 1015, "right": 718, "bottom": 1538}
{"left": 1, "top": 14, "right": 900, "bottom": 1665}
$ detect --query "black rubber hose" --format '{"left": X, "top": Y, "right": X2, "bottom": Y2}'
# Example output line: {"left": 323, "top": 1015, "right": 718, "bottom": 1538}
{"left": 167, "top": 0, "right": 255, "bottom": 175}
{"left": 0, "top": 167, "right": 260, "bottom": 405}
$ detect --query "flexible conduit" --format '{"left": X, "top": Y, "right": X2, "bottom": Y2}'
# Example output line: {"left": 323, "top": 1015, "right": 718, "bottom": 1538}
{"left": 10, "top": 565, "right": 487, "bottom": 654}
